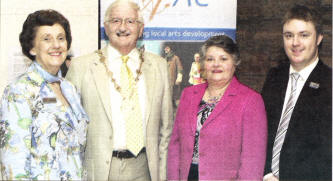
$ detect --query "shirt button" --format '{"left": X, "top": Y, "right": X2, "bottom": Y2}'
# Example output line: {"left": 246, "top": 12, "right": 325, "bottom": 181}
{"left": 109, "top": 136, "right": 112, "bottom": 140}
{"left": 106, "top": 160, "right": 110, "bottom": 164}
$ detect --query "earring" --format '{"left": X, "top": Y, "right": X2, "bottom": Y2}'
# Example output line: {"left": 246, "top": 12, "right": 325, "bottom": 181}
{"left": 29, "top": 49, "right": 36, "bottom": 56}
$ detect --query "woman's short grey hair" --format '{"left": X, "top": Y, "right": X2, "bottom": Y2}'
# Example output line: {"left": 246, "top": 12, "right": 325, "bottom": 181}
{"left": 104, "top": 0, "right": 144, "bottom": 23}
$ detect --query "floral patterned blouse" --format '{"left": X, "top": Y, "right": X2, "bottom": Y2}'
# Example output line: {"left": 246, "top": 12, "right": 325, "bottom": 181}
{"left": 0, "top": 64, "right": 88, "bottom": 180}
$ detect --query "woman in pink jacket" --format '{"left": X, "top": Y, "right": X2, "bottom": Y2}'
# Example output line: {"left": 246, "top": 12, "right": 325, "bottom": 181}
{"left": 167, "top": 35, "right": 267, "bottom": 180}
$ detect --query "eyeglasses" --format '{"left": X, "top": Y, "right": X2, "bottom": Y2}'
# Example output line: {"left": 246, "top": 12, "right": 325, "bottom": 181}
{"left": 107, "top": 17, "right": 141, "bottom": 26}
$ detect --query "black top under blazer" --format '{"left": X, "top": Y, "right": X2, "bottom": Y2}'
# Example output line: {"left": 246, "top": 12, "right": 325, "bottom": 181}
{"left": 262, "top": 60, "right": 332, "bottom": 181}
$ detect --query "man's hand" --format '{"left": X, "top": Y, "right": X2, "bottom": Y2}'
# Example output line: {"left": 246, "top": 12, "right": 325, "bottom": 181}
{"left": 263, "top": 173, "right": 279, "bottom": 181}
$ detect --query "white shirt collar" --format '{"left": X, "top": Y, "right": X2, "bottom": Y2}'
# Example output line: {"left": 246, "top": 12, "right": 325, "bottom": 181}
{"left": 107, "top": 44, "right": 139, "bottom": 62}
{"left": 289, "top": 57, "right": 319, "bottom": 81}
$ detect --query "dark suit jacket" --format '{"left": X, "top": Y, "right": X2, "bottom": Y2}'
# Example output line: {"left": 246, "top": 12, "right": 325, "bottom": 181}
{"left": 262, "top": 60, "right": 332, "bottom": 181}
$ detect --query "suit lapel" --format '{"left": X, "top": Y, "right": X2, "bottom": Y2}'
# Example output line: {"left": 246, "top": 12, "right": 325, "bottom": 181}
{"left": 278, "top": 66, "right": 289, "bottom": 112}
{"left": 294, "top": 61, "right": 323, "bottom": 107}
{"left": 142, "top": 54, "right": 154, "bottom": 127}
{"left": 271, "top": 65, "right": 290, "bottom": 140}
{"left": 202, "top": 77, "right": 238, "bottom": 128}
{"left": 189, "top": 83, "right": 207, "bottom": 135}
{"left": 90, "top": 47, "right": 113, "bottom": 123}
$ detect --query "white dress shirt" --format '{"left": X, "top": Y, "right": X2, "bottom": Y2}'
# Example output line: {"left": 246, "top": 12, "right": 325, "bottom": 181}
{"left": 107, "top": 44, "right": 147, "bottom": 150}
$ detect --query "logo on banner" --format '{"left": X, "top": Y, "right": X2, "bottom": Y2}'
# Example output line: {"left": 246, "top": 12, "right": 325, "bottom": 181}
{"left": 141, "top": 0, "right": 208, "bottom": 21}
{"left": 173, "top": 0, "right": 208, "bottom": 7}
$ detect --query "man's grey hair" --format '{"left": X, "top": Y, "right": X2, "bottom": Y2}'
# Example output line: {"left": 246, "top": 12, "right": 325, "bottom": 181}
{"left": 104, "top": 0, "right": 144, "bottom": 24}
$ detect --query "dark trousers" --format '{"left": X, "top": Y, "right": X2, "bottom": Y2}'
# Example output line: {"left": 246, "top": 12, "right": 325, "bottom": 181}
{"left": 188, "top": 163, "right": 198, "bottom": 181}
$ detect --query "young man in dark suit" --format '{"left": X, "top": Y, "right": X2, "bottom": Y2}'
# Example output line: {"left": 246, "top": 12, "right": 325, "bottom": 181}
{"left": 262, "top": 5, "right": 332, "bottom": 181}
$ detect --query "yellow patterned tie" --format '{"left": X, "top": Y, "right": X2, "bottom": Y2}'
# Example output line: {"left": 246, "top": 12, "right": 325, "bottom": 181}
{"left": 120, "top": 55, "right": 144, "bottom": 156}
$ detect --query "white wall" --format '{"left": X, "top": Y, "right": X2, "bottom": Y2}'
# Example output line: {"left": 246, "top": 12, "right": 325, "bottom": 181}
{"left": 0, "top": 0, "right": 99, "bottom": 94}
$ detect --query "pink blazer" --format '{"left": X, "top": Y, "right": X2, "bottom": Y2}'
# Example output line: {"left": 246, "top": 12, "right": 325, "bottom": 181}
{"left": 167, "top": 77, "right": 267, "bottom": 180}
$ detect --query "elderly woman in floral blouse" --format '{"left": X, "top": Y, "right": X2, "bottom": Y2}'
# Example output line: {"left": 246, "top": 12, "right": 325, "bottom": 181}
{"left": 0, "top": 10, "right": 88, "bottom": 180}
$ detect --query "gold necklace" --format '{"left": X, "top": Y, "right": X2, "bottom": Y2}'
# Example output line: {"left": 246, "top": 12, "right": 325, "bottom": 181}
{"left": 96, "top": 46, "right": 145, "bottom": 93}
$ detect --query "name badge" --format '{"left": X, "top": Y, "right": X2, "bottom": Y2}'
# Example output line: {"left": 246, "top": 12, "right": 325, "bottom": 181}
{"left": 309, "top": 82, "right": 320, "bottom": 89}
